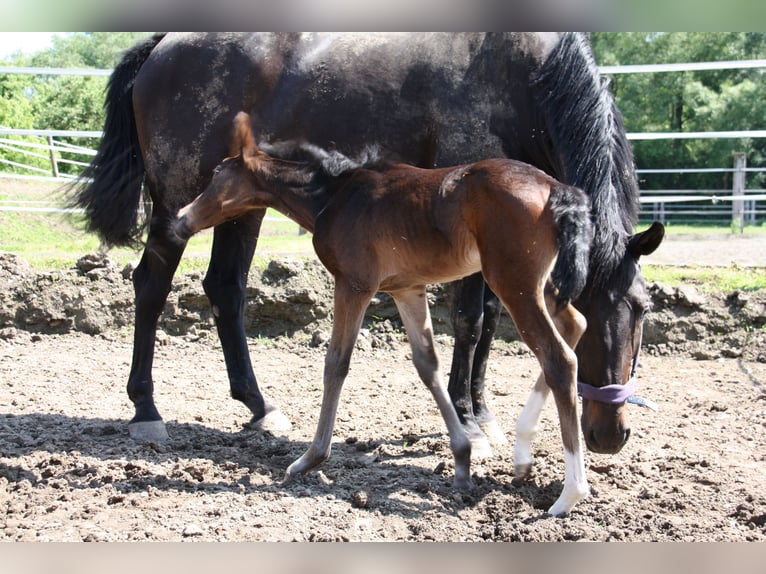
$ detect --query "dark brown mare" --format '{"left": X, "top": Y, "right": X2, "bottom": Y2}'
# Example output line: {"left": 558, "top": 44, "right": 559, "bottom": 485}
{"left": 174, "top": 112, "right": 595, "bottom": 515}
{"left": 70, "top": 33, "right": 664, "bottom": 457}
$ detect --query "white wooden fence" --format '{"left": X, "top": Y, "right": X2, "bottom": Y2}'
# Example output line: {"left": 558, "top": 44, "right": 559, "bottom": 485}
{"left": 1, "top": 58, "right": 766, "bottom": 228}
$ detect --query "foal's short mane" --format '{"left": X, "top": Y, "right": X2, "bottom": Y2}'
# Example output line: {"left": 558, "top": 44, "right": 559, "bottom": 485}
{"left": 533, "top": 33, "right": 640, "bottom": 291}
{"left": 258, "top": 140, "right": 384, "bottom": 179}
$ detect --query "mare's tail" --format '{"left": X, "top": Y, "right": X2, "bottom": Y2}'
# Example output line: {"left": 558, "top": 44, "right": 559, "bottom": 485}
{"left": 549, "top": 184, "right": 593, "bottom": 307}
{"left": 67, "top": 33, "right": 166, "bottom": 248}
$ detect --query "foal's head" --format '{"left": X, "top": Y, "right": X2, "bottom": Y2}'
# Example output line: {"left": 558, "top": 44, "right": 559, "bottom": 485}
{"left": 575, "top": 221, "right": 664, "bottom": 454}
{"left": 173, "top": 112, "right": 288, "bottom": 241}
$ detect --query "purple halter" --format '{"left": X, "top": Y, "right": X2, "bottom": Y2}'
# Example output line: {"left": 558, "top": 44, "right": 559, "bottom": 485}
{"left": 578, "top": 376, "right": 637, "bottom": 404}
{"left": 577, "top": 347, "right": 658, "bottom": 411}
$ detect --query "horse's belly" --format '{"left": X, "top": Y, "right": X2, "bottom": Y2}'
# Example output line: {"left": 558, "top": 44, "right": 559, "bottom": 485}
{"left": 378, "top": 242, "right": 482, "bottom": 292}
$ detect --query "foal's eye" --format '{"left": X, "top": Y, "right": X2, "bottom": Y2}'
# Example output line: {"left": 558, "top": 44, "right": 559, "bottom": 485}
{"left": 213, "top": 165, "right": 223, "bottom": 175}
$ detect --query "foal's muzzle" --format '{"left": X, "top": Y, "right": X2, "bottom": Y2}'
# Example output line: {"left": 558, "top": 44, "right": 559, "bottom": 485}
{"left": 172, "top": 217, "right": 195, "bottom": 242}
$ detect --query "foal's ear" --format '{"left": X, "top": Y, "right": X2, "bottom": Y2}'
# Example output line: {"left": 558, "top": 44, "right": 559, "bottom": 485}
{"left": 628, "top": 221, "right": 665, "bottom": 259}
{"left": 230, "top": 112, "right": 258, "bottom": 159}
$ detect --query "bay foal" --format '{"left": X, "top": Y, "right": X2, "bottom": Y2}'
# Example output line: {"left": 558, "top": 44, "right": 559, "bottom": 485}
{"left": 174, "top": 113, "right": 594, "bottom": 515}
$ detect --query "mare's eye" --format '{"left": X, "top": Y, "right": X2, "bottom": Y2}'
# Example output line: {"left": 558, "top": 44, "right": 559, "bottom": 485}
{"left": 212, "top": 165, "right": 223, "bottom": 175}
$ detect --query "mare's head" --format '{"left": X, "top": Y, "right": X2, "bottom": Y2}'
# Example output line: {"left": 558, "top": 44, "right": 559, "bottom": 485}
{"left": 173, "top": 112, "right": 276, "bottom": 241}
{"left": 574, "top": 221, "right": 664, "bottom": 454}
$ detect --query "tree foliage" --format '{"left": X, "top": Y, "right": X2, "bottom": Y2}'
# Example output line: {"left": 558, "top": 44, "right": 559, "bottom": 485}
{"left": 0, "top": 33, "right": 150, "bottom": 175}
{"left": 591, "top": 33, "right": 766, "bottom": 192}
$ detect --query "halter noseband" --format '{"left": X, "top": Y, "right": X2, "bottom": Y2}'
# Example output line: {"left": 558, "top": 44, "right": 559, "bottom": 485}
{"left": 577, "top": 346, "right": 659, "bottom": 411}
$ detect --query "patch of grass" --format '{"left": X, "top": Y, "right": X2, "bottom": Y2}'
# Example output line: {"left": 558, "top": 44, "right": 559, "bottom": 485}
{"left": 0, "top": 178, "right": 315, "bottom": 271}
{"left": 642, "top": 264, "right": 766, "bottom": 292}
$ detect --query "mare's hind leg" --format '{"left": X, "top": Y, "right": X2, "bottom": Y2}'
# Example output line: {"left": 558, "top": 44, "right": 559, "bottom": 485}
{"left": 284, "top": 279, "right": 371, "bottom": 480}
{"left": 489, "top": 280, "right": 588, "bottom": 516}
{"left": 127, "top": 211, "right": 187, "bottom": 442}
{"left": 470, "top": 288, "right": 507, "bottom": 447}
{"left": 394, "top": 287, "right": 472, "bottom": 489}
{"left": 447, "top": 273, "right": 495, "bottom": 458}
{"left": 203, "top": 211, "right": 290, "bottom": 432}
{"left": 514, "top": 283, "right": 587, "bottom": 481}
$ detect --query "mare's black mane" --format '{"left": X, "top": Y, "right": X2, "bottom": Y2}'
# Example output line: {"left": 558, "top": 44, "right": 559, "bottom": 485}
{"left": 533, "top": 33, "right": 640, "bottom": 291}
{"left": 259, "top": 140, "right": 384, "bottom": 179}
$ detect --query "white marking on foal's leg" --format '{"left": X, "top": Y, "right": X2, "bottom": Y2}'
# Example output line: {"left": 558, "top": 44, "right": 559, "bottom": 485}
{"left": 513, "top": 375, "right": 549, "bottom": 479}
{"left": 547, "top": 445, "right": 590, "bottom": 517}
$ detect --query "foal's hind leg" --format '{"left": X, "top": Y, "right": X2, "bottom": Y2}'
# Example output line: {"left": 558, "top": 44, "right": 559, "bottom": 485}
{"left": 394, "top": 287, "right": 472, "bottom": 489}
{"left": 514, "top": 285, "right": 587, "bottom": 481}
{"left": 204, "top": 211, "right": 290, "bottom": 432}
{"left": 284, "top": 279, "right": 370, "bottom": 480}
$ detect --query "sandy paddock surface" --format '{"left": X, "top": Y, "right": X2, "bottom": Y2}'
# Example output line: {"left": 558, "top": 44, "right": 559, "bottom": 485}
{"left": 1, "top": 329, "right": 764, "bottom": 542}
{"left": 0, "top": 232, "right": 765, "bottom": 542}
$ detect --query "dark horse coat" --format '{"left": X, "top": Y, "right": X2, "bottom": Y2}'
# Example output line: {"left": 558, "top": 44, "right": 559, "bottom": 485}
{"left": 71, "top": 33, "right": 663, "bottom": 454}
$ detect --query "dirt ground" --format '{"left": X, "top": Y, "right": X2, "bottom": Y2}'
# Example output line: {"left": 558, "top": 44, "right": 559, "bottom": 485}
{"left": 1, "top": 331, "right": 765, "bottom": 542}
{"left": 1, "top": 236, "right": 765, "bottom": 542}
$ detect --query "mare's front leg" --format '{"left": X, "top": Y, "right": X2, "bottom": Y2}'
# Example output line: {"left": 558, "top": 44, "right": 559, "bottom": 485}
{"left": 395, "top": 287, "right": 472, "bottom": 489}
{"left": 127, "top": 211, "right": 187, "bottom": 442}
{"left": 203, "top": 210, "right": 290, "bottom": 432}
{"left": 284, "top": 278, "right": 371, "bottom": 480}
{"left": 447, "top": 273, "right": 496, "bottom": 458}
{"left": 514, "top": 285, "right": 587, "bottom": 481}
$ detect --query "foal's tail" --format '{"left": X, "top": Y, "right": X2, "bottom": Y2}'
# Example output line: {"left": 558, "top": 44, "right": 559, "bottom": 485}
{"left": 549, "top": 184, "right": 593, "bottom": 307}
{"left": 67, "top": 33, "right": 167, "bottom": 248}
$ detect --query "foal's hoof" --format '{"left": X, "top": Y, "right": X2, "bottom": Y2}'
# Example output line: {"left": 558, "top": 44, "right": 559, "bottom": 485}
{"left": 512, "top": 462, "right": 534, "bottom": 484}
{"left": 128, "top": 420, "right": 169, "bottom": 443}
{"left": 453, "top": 476, "right": 474, "bottom": 491}
{"left": 250, "top": 409, "right": 292, "bottom": 433}
{"left": 547, "top": 485, "right": 589, "bottom": 518}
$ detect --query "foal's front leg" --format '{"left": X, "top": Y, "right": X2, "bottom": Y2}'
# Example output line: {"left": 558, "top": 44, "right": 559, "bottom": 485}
{"left": 394, "top": 287, "right": 472, "bottom": 489}
{"left": 514, "top": 286, "right": 587, "bottom": 481}
{"left": 493, "top": 282, "right": 588, "bottom": 516}
{"left": 284, "top": 279, "right": 370, "bottom": 481}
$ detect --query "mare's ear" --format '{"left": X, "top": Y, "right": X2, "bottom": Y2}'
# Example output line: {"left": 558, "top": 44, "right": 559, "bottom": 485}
{"left": 628, "top": 221, "right": 665, "bottom": 259}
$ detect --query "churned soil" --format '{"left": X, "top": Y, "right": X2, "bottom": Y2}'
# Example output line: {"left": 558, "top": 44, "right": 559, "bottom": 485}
{"left": 0, "top": 249, "right": 765, "bottom": 541}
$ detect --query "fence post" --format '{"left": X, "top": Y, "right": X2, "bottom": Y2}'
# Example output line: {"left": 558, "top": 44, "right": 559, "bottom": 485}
{"left": 732, "top": 152, "right": 746, "bottom": 233}
{"left": 47, "top": 136, "right": 59, "bottom": 178}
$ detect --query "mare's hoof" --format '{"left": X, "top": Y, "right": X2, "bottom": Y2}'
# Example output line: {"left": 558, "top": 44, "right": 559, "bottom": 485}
{"left": 469, "top": 436, "right": 494, "bottom": 460}
{"left": 128, "top": 420, "right": 169, "bottom": 443}
{"left": 280, "top": 470, "right": 295, "bottom": 486}
{"left": 250, "top": 409, "right": 292, "bottom": 433}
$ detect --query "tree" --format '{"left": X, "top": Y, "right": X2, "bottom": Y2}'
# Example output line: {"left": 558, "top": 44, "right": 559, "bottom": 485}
{"left": 591, "top": 33, "right": 766, "bottom": 197}
{"left": 0, "top": 33, "right": 151, "bottom": 175}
